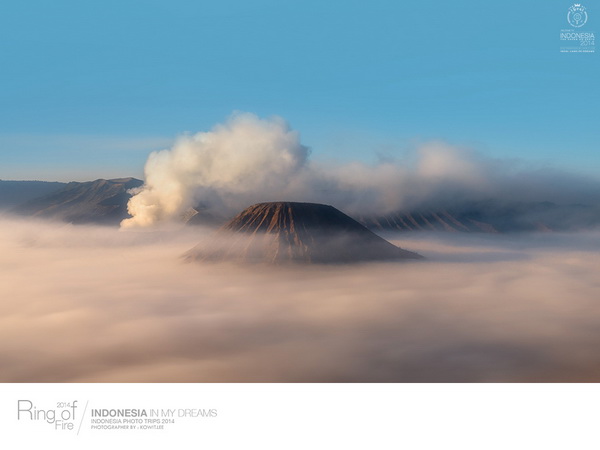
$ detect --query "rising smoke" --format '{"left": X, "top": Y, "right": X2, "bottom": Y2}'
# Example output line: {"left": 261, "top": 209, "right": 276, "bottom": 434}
{"left": 121, "top": 113, "right": 310, "bottom": 228}
{"left": 121, "top": 113, "right": 600, "bottom": 228}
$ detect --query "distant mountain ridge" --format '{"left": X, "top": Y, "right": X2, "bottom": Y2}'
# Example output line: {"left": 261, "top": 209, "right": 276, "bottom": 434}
{"left": 10, "top": 177, "right": 142, "bottom": 224}
{"left": 0, "top": 180, "right": 66, "bottom": 208}
{"left": 358, "top": 200, "right": 600, "bottom": 233}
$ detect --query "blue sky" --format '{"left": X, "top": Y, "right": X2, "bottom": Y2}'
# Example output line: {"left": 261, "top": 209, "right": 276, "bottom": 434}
{"left": 0, "top": 0, "right": 598, "bottom": 180}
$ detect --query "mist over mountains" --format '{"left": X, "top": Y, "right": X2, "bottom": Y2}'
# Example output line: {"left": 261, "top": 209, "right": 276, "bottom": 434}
{"left": 1, "top": 178, "right": 142, "bottom": 224}
{"left": 2, "top": 114, "right": 599, "bottom": 232}
{"left": 359, "top": 200, "right": 600, "bottom": 233}
{"left": 119, "top": 114, "right": 600, "bottom": 230}
{"left": 3, "top": 175, "right": 599, "bottom": 233}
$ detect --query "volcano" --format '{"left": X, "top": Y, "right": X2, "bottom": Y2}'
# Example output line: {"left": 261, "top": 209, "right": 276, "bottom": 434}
{"left": 185, "top": 202, "right": 422, "bottom": 264}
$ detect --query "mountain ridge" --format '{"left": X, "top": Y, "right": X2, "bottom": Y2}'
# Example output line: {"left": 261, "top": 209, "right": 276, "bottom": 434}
{"left": 0, "top": 180, "right": 67, "bottom": 209}
{"left": 10, "top": 177, "right": 143, "bottom": 224}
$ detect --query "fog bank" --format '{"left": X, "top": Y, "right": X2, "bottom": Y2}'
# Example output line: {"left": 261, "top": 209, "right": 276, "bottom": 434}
{"left": 1, "top": 218, "right": 600, "bottom": 382}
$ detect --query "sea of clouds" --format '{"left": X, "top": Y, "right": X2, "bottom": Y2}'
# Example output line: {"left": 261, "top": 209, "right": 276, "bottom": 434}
{"left": 2, "top": 217, "right": 600, "bottom": 382}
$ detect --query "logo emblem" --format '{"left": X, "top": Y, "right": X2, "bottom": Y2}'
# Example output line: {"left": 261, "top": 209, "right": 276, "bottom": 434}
{"left": 568, "top": 4, "right": 588, "bottom": 28}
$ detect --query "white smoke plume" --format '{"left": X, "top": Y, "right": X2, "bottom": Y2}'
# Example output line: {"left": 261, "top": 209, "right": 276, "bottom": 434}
{"left": 122, "top": 113, "right": 600, "bottom": 228}
{"left": 121, "top": 113, "right": 309, "bottom": 228}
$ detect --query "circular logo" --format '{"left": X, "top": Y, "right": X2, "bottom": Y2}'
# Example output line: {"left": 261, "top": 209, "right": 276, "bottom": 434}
{"left": 567, "top": 4, "right": 588, "bottom": 28}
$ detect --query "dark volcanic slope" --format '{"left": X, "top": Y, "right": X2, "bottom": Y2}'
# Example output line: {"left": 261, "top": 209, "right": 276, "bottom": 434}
{"left": 186, "top": 202, "right": 422, "bottom": 264}
{"left": 11, "top": 177, "right": 143, "bottom": 224}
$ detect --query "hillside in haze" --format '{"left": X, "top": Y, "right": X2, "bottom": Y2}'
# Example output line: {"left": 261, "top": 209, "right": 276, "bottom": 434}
{"left": 185, "top": 202, "right": 422, "bottom": 264}
{"left": 3, "top": 177, "right": 600, "bottom": 233}
{"left": 359, "top": 200, "right": 600, "bottom": 233}
{"left": 10, "top": 177, "right": 142, "bottom": 224}
{"left": 0, "top": 180, "right": 66, "bottom": 209}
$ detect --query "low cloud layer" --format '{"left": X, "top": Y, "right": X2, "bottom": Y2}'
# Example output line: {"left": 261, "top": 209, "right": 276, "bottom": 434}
{"left": 2, "top": 217, "right": 600, "bottom": 382}
{"left": 121, "top": 113, "right": 600, "bottom": 228}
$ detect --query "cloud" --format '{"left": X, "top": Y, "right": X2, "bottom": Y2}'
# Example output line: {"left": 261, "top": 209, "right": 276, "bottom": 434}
{"left": 2, "top": 217, "right": 600, "bottom": 382}
{"left": 121, "top": 113, "right": 600, "bottom": 228}
{"left": 121, "top": 113, "right": 309, "bottom": 228}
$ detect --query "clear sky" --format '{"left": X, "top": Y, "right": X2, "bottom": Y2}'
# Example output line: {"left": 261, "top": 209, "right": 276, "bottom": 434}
{"left": 0, "top": 0, "right": 598, "bottom": 181}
